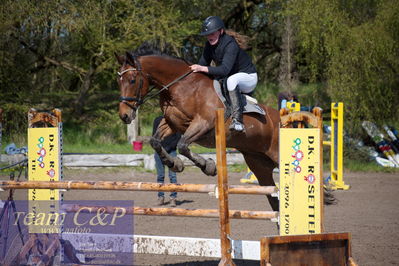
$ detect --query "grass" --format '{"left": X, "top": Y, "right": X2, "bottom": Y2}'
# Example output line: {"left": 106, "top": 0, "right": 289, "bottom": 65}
{"left": 344, "top": 159, "right": 399, "bottom": 173}
{"left": 63, "top": 142, "right": 149, "bottom": 154}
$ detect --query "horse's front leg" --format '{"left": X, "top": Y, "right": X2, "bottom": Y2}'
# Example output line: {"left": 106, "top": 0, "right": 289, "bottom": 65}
{"left": 149, "top": 118, "right": 184, "bottom": 172}
{"left": 177, "top": 119, "right": 217, "bottom": 176}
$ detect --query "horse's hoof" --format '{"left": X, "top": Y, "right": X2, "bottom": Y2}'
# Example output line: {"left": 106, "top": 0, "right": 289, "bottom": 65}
{"left": 202, "top": 158, "right": 217, "bottom": 176}
{"left": 171, "top": 157, "right": 184, "bottom": 172}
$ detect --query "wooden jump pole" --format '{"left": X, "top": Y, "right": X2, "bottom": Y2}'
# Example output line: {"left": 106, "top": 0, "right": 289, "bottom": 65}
{"left": 0, "top": 180, "right": 276, "bottom": 195}
{"left": 216, "top": 108, "right": 235, "bottom": 266}
{"left": 61, "top": 204, "right": 278, "bottom": 220}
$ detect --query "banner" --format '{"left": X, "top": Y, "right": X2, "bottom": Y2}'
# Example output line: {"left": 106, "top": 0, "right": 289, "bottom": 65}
{"left": 28, "top": 127, "right": 61, "bottom": 232}
{"left": 279, "top": 128, "right": 322, "bottom": 235}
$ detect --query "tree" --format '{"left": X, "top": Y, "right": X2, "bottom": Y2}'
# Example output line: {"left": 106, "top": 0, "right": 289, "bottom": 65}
{"left": 289, "top": 0, "right": 399, "bottom": 131}
{"left": 278, "top": 15, "right": 298, "bottom": 92}
{"left": 327, "top": 0, "right": 399, "bottom": 129}
{"left": 1, "top": 0, "right": 397, "bottom": 138}
{"left": 0, "top": 0, "right": 199, "bottom": 118}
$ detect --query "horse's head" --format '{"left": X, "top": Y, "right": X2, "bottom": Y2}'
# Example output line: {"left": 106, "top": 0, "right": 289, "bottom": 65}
{"left": 115, "top": 52, "right": 150, "bottom": 124}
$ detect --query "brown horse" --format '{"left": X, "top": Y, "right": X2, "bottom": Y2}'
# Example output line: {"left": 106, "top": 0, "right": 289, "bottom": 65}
{"left": 116, "top": 48, "right": 280, "bottom": 211}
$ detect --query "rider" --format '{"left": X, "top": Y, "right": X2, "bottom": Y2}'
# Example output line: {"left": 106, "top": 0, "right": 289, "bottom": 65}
{"left": 190, "top": 16, "right": 257, "bottom": 132}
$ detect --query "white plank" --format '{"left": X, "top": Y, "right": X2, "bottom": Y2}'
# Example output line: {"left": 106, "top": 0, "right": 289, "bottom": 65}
{"left": 62, "top": 233, "right": 260, "bottom": 260}
{"left": 62, "top": 153, "right": 245, "bottom": 168}
{"left": 63, "top": 154, "right": 147, "bottom": 167}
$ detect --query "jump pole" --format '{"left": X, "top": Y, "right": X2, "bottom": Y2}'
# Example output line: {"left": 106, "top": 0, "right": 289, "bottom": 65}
{"left": 60, "top": 204, "right": 278, "bottom": 220}
{"left": 0, "top": 180, "right": 276, "bottom": 195}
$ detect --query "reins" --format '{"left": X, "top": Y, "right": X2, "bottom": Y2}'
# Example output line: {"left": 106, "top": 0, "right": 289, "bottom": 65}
{"left": 118, "top": 65, "right": 193, "bottom": 110}
{"left": 148, "top": 70, "right": 193, "bottom": 99}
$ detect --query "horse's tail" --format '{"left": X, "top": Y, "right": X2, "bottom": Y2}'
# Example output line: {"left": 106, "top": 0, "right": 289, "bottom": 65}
{"left": 225, "top": 29, "right": 250, "bottom": 50}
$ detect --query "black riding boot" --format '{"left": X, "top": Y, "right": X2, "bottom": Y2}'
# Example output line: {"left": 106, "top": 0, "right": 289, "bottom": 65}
{"left": 228, "top": 88, "right": 245, "bottom": 132}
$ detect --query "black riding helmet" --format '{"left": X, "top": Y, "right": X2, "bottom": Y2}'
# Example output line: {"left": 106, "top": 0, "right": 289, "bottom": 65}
{"left": 200, "top": 16, "right": 225, "bottom": 36}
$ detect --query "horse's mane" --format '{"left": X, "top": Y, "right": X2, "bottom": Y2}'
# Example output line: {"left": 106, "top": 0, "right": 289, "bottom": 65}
{"left": 129, "top": 42, "right": 190, "bottom": 65}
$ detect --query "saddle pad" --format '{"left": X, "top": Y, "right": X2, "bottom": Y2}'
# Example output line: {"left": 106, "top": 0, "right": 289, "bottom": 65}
{"left": 213, "top": 80, "right": 265, "bottom": 116}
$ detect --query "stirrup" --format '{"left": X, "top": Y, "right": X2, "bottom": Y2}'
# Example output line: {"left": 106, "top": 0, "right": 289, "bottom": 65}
{"left": 229, "top": 119, "right": 245, "bottom": 132}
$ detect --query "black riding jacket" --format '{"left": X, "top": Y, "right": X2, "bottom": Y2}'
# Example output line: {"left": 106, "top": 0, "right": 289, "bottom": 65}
{"left": 198, "top": 33, "right": 256, "bottom": 79}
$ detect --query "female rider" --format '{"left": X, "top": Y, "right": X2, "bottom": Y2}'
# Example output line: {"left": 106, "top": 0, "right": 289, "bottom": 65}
{"left": 190, "top": 16, "right": 257, "bottom": 132}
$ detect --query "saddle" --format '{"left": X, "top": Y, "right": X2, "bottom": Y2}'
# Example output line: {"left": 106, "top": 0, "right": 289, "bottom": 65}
{"left": 213, "top": 80, "right": 265, "bottom": 118}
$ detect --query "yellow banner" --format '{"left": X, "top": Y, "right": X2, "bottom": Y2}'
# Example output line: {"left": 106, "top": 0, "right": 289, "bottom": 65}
{"left": 279, "top": 128, "right": 322, "bottom": 236}
{"left": 28, "top": 127, "right": 61, "bottom": 233}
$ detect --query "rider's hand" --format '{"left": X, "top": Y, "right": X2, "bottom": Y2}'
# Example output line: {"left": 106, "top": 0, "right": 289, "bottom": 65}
{"left": 190, "top": 64, "right": 208, "bottom": 73}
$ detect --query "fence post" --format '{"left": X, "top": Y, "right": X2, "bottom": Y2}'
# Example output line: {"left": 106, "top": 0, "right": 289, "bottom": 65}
{"left": 216, "top": 108, "right": 235, "bottom": 266}
{"left": 330, "top": 102, "right": 349, "bottom": 190}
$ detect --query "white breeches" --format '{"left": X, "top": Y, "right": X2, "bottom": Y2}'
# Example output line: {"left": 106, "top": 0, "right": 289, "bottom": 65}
{"left": 226, "top": 72, "right": 258, "bottom": 93}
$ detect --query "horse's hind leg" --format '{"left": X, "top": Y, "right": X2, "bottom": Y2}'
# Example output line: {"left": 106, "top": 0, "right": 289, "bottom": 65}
{"left": 242, "top": 152, "right": 279, "bottom": 212}
{"left": 177, "top": 120, "right": 217, "bottom": 176}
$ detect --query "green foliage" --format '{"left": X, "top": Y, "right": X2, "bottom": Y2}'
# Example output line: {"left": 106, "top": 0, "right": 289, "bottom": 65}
{"left": 289, "top": 0, "right": 399, "bottom": 135}
{"left": 327, "top": 0, "right": 399, "bottom": 133}
{"left": 0, "top": 0, "right": 200, "bottom": 134}
{"left": 288, "top": 0, "right": 347, "bottom": 82}
{"left": 63, "top": 111, "right": 129, "bottom": 153}
{"left": 254, "top": 82, "right": 281, "bottom": 108}
{"left": 1, "top": 0, "right": 398, "bottom": 146}
{"left": 0, "top": 103, "right": 30, "bottom": 145}
{"left": 296, "top": 83, "right": 331, "bottom": 109}
{"left": 228, "top": 163, "right": 247, "bottom": 173}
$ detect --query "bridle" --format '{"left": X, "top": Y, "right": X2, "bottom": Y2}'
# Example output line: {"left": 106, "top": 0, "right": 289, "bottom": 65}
{"left": 118, "top": 54, "right": 148, "bottom": 111}
{"left": 118, "top": 58, "right": 192, "bottom": 111}
{"left": 118, "top": 67, "right": 145, "bottom": 111}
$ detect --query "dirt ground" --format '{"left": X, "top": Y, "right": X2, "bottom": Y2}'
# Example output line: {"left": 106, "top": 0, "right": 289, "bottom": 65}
{"left": 1, "top": 167, "right": 399, "bottom": 265}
